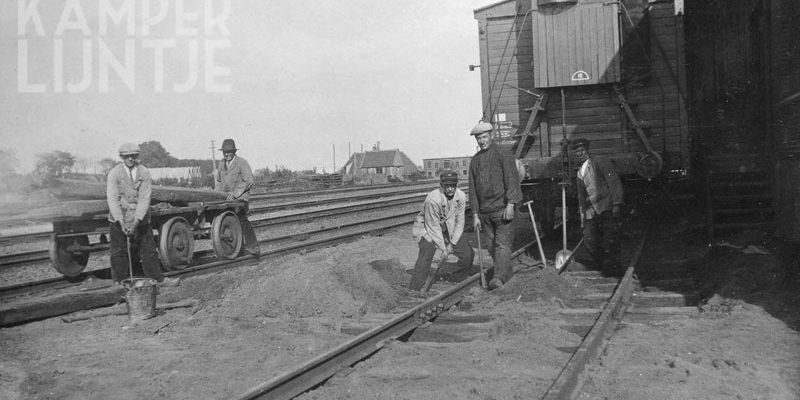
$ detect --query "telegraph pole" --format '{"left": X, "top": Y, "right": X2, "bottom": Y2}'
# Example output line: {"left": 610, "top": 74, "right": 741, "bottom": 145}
{"left": 210, "top": 140, "right": 218, "bottom": 177}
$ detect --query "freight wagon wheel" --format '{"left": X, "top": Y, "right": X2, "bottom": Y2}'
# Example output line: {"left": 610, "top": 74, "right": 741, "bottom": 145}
{"left": 158, "top": 217, "right": 194, "bottom": 271}
{"left": 50, "top": 235, "right": 90, "bottom": 277}
{"left": 635, "top": 151, "right": 664, "bottom": 180}
{"left": 211, "top": 211, "right": 243, "bottom": 259}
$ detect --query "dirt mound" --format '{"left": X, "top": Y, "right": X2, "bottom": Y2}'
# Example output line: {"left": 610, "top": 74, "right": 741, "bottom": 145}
{"left": 212, "top": 236, "right": 416, "bottom": 319}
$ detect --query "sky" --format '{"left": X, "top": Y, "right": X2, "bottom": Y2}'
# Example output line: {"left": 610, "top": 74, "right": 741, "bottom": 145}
{"left": 0, "top": 0, "right": 493, "bottom": 174}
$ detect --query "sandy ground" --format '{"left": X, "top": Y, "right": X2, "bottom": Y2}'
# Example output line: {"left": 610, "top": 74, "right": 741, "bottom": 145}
{"left": 1, "top": 214, "right": 799, "bottom": 399}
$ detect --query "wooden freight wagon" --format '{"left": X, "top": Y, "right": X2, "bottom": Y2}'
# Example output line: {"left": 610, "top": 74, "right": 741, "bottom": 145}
{"left": 473, "top": 0, "right": 689, "bottom": 231}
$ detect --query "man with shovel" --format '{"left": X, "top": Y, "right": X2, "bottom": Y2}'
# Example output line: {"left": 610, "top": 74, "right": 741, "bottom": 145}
{"left": 573, "top": 138, "right": 624, "bottom": 274}
{"left": 468, "top": 121, "right": 523, "bottom": 290}
{"left": 408, "top": 171, "right": 475, "bottom": 291}
{"left": 107, "top": 143, "right": 179, "bottom": 287}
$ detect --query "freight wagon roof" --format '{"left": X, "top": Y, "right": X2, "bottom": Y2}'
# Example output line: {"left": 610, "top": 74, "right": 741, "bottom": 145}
{"left": 473, "top": 0, "right": 515, "bottom": 14}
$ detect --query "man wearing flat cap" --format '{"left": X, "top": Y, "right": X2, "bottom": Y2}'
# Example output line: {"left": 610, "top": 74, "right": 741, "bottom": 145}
{"left": 107, "top": 143, "right": 178, "bottom": 286}
{"left": 573, "top": 138, "right": 624, "bottom": 274}
{"left": 408, "top": 170, "right": 475, "bottom": 291}
{"left": 468, "top": 121, "right": 522, "bottom": 290}
{"left": 215, "top": 138, "right": 259, "bottom": 255}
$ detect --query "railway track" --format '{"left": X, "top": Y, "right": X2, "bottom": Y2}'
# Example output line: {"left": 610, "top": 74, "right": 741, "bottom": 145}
{"left": 231, "top": 230, "right": 649, "bottom": 400}
{"left": 0, "top": 206, "right": 420, "bottom": 300}
{"left": 0, "top": 193, "right": 427, "bottom": 270}
{"left": 0, "top": 205, "right": 714, "bottom": 399}
{"left": 0, "top": 182, "right": 439, "bottom": 247}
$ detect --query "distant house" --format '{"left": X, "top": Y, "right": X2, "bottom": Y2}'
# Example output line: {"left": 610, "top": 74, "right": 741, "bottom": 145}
{"left": 342, "top": 148, "right": 419, "bottom": 184}
{"left": 422, "top": 157, "right": 472, "bottom": 180}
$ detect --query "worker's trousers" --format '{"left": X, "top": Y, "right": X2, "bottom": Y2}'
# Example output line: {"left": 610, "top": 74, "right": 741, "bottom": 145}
{"left": 109, "top": 221, "right": 164, "bottom": 283}
{"left": 478, "top": 209, "right": 515, "bottom": 284}
{"left": 583, "top": 210, "right": 621, "bottom": 272}
{"left": 409, "top": 237, "right": 475, "bottom": 291}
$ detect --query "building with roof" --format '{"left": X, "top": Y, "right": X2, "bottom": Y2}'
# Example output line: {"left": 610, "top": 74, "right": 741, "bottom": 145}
{"left": 341, "top": 147, "right": 420, "bottom": 184}
{"left": 422, "top": 157, "right": 472, "bottom": 180}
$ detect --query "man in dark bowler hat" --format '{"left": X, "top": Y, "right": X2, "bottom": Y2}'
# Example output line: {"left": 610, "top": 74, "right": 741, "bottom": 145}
{"left": 215, "top": 138, "right": 259, "bottom": 255}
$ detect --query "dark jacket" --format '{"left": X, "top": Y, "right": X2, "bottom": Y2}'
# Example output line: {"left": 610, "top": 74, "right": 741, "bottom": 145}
{"left": 468, "top": 145, "right": 522, "bottom": 214}
{"left": 576, "top": 155, "right": 624, "bottom": 219}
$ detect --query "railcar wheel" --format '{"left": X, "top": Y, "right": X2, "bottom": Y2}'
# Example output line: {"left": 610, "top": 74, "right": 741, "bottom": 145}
{"left": 50, "top": 235, "right": 90, "bottom": 277}
{"left": 635, "top": 151, "right": 664, "bottom": 179}
{"left": 159, "top": 217, "right": 194, "bottom": 271}
{"left": 211, "top": 211, "right": 243, "bottom": 259}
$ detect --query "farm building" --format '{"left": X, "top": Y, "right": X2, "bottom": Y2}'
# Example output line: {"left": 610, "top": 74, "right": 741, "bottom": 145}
{"left": 472, "top": 0, "right": 800, "bottom": 242}
{"left": 341, "top": 149, "right": 419, "bottom": 184}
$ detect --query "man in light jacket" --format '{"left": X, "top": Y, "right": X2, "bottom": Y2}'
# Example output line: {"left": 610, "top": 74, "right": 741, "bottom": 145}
{"left": 408, "top": 170, "right": 475, "bottom": 291}
{"left": 107, "top": 143, "right": 178, "bottom": 286}
{"left": 573, "top": 138, "right": 624, "bottom": 274}
{"left": 215, "top": 138, "right": 259, "bottom": 255}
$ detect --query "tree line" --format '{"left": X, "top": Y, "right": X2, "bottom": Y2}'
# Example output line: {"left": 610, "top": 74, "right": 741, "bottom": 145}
{"left": 0, "top": 142, "right": 329, "bottom": 192}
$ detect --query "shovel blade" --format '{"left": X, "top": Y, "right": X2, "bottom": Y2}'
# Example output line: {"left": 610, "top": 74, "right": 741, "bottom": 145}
{"left": 555, "top": 250, "right": 571, "bottom": 271}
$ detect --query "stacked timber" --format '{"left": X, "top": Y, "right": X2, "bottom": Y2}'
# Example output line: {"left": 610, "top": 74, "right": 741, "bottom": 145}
{"left": 49, "top": 178, "right": 225, "bottom": 203}
{"left": 0, "top": 179, "right": 226, "bottom": 223}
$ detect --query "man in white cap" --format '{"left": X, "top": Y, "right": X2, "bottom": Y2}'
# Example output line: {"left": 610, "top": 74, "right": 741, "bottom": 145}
{"left": 408, "top": 170, "right": 476, "bottom": 291}
{"left": 107, "top": 143, "right": 178, "bottom": 286}
{"left": 468, "top": 121, "right": 522, "bottom": 290}
{"left": 215, "top": 138, "right": 259, "bottom": 255}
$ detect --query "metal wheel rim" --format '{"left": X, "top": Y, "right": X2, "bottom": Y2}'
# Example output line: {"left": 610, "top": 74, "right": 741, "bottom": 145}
{"left": 49, "top": 235, "right": 90, "bottom": 277}
{"left": 159, "top": 217, "right": 194, "bottom": 271}
{"left": 212, "top": 211, "right": 243, "bottom": 259}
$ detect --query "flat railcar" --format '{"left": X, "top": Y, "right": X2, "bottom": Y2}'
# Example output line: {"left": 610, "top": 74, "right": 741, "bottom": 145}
{"left": 50, "top": 200, "right": 257, "bottom": 277}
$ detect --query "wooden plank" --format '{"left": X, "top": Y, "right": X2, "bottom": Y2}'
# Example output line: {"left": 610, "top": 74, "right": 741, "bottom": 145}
{"left": 0, "top": 286, "right": 127, "bottom": 326}
{"left": 546, "top": 8, "right": 557, "bottom": 87}
{"left": 586, "top": 7, "right": 600, "bottom": 81}
{"left": 568, "top": 8, "right": 577, "bottom": 86}
{"left": 611, "top": 3, "right": 620, "bottom": 82}
{"left": 536, "top": 12, "right": 548, "bottom": 88}
{"left": 49, "top": 178, "right": 226, "bottom": 203}
{"left": 580, "top": 7, "right": 592, "bottom": 85}
{"left": 3, "top": 200, "right": 110, "bottom": 223}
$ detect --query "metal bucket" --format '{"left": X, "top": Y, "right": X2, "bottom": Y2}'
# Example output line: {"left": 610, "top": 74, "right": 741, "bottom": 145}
{"left": 122, "top": 278, "right": 158, "bottom": 321}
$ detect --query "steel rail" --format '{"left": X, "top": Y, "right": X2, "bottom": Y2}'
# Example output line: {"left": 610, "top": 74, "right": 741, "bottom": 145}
{"left": 231, "top": 230, "right": 639, "bottom": 400}
{"left": 249, "top": 181, "right": 438, "bottom": 201}
{"left": 0, "top": 249, "right": 54, "bottom": 267}
{"left": 236, "top": 271, "right": 480, "bottom": 400}
{"left": 248, "top": 187, "right": 432, "bottom": 213}
{"left": 0, "top": 195, "right": 427, "bottom": 269}
{"left": 541, "top": 231, "right": 648, "bottom": 400}
{"left": 0, "top": 188, "right": 432, "bottom": 251}
{"left": 0, "top": 212, "right": 417, "bottom": 302}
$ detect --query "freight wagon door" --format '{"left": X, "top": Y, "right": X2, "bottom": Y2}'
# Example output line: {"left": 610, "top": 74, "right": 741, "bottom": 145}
{"left": 531, "top": 1, "right": 621, "bottom": 88}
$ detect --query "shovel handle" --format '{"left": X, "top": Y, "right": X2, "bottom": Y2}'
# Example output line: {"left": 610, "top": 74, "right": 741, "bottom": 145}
{"left": 525, "top": 202, "right": 548, "bottom": 267}
{"left": 126, "top": 235, "right": 134, "bottom": 280}
{"left": 476, "top": 226, "right": 487, "bottom": 289}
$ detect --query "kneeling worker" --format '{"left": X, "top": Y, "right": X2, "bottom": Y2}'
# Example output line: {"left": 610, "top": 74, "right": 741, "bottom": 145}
{"left": 408, "top": 170, "right": 475, "bottom": 291}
